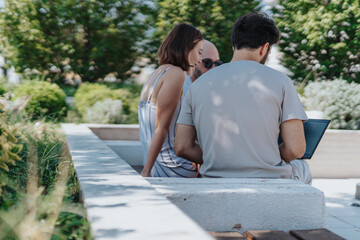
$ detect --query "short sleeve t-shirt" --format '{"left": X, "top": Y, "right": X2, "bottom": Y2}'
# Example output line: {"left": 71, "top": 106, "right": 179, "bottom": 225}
{"left": 182, "top": 73, "right": 192, "bottom": 99}
{"left": 177, "top": 60, "right": 308, "bottom": 178}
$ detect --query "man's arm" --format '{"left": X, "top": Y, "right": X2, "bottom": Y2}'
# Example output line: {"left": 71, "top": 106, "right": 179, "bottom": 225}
{"left": 174, "top": 124, "right": 203, "bottom": 164}
{"left": 279, "top": 119, "right": 306, "bottom": 162}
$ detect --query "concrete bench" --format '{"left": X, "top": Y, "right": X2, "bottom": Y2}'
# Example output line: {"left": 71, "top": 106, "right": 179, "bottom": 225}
{"left": 62, "top": 124, "right": 326, "bottom": 238}
{"left": 147, "top": 178, "right": 325, "bottom": 233}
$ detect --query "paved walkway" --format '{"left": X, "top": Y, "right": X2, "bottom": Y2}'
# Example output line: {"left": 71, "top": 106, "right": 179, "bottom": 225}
{"left": 312, "top": 179, "right": 360, "bottom": 240}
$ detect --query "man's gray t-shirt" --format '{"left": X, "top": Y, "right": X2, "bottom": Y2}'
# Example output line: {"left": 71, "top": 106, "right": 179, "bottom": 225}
{"left": 177, "top": 60, "right": 308, "bottom": 178}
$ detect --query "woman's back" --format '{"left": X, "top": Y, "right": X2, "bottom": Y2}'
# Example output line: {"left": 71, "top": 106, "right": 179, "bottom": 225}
{"left": 138, "top": 65, "right": 197, "bottom": 177}
{"left": 138, "top": 23, "right": 203, "bottom": 177}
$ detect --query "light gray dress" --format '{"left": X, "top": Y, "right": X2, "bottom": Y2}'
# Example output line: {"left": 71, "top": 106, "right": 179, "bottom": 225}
{"left": 138, "top": 66, "right": 197, "bottom": 177}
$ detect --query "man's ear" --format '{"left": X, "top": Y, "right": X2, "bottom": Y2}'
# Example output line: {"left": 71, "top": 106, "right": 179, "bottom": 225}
{"left": 259, "top": 42, "right": 269, "bottom": 57}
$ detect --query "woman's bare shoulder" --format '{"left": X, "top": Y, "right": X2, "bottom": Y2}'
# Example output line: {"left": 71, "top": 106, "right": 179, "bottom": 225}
{"left": 163, "top": 65, "right": 185, "bottom": 81}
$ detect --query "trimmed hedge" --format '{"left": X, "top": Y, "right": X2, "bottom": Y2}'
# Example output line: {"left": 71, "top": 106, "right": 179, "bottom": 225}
{"left": 13, "top": 81, "right": 67, "bottom": 120}
{"left": 73, "top": 83, "right": 132, "bottom": 122}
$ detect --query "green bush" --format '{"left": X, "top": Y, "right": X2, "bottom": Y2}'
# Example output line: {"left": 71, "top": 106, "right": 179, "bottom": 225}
{"left": 73, "top": 83, "right": 131, "bottom": 120}
{"left": 273, "top": 0, "right": 360, "bottom": 83}
{"left": 303, "top": 79, "right": 360, "bottom": 129}
{"left": 0, "top": 104, "right": 23, "bottom": 173}
{"left": 85, "top": 99, "right": 124, "bottom": 124}
{"left": 13, "top": 81, "right": 67, "bottom": 120}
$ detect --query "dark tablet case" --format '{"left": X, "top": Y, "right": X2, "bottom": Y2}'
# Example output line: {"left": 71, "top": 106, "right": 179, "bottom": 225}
{"left": 278, "top": 119, "right": 331, "bottom": 159}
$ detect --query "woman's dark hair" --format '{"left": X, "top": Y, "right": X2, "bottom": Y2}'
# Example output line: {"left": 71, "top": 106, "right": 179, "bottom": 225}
{"left": 158, "top": 23, "right": 203, "bottom": 72}
{"left": 232, "top": 12, "right": 280, "bottom": 50}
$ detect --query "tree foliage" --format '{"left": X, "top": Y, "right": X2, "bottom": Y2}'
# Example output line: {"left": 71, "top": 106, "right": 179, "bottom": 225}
{"left": 149, "top": 0, "right": 260, "bottom": 63}
{"left": 0, "top": 0, "right": 151, "bottom": 82}
{"left": 273, "top": 0, "right": 360, "bottom": 83}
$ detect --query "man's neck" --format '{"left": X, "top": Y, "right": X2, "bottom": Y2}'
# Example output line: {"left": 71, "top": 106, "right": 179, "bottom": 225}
{"left": 230, "top": 49, "right": 260, "bottom": 63}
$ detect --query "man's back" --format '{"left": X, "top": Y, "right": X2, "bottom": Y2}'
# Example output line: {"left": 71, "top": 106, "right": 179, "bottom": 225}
{"left": 179, "top": 60, "right": 307, "bottom": 178}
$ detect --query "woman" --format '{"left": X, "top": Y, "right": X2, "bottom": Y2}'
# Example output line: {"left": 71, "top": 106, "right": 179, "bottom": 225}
{"left": 138, "top": 23, "right": 203, "bottom": 177}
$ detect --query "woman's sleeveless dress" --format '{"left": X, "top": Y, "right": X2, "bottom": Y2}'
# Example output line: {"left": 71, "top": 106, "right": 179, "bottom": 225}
{"left": 138, "top": 66, "right": 197, "bottom": 177}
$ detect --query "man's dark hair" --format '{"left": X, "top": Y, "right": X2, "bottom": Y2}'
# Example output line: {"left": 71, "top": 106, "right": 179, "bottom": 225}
{"left": 158, "top": 23, "right": 203, "bottom": 72}
{"left": 232, "top": 12, "right": 280, "bottom": 50}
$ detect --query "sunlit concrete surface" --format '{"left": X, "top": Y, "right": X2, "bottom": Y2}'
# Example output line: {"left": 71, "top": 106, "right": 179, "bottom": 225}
{"left": 312, "top": 179, "right": 360, "bottom": 240}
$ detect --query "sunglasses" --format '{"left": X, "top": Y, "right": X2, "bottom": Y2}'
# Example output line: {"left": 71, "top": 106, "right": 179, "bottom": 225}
{"left": 202, "top": 59, "right": 223, "bottom": 69}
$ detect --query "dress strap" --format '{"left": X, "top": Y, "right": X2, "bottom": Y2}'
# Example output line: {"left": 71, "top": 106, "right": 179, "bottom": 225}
{"left": 147, "top": 66, "right": 172, "bottom": 102}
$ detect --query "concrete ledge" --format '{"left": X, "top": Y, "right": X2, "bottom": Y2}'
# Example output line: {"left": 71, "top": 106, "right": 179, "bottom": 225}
{"left": 306, "top": 129, "right": 360, "bottom": 178}
{"left": 147, "top": 178, "right": 325, "bottom": 233}
{"left": 62, "top": 124, "right": 213, "bottom": 240}
{"left": 86, "top": 124, "right": 140, "bottom": 140}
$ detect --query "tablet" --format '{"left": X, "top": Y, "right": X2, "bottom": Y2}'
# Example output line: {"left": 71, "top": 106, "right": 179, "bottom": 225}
{"left": 278, "top": 119, "right": 331, "bottom": 159}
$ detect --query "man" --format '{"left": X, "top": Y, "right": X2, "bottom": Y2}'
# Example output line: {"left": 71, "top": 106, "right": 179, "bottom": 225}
{"left": 183, "top": 40, "right": 221, "bottom": 98}
{"left": 192, "top": 40, "right": 222, "bottom": 81}
{"left": 174, "top": 12, "right": 312, "bottom": 184}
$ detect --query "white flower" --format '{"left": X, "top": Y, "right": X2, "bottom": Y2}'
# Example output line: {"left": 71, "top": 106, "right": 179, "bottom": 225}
{"left": 281, "top": 33, "right": 289, "bottom": 39}
{"left": 275, "top": 5, "right": 285, "bottom": 11}
{"left": 349, "top": 64, "right": 360, "bottom": 73}
{"left": 32, "top": 69, "right": 40, "bottom": 74}
{"left": 327, "top": 30, "right": 336, "bottom": 38}
{"left": 64, "top": 65, "right": 71, "bottom": 71}
{"left": 313, "top": 64, "right": 321, "bottom": 70}
{"left": 49, "top": 65, "right": 61, "bottom": 73}
{"left": 39, "top": 8, "right": 47, "bottom": 14}
{"left": 340, "top": 31, "right": 349, "bottom": 40}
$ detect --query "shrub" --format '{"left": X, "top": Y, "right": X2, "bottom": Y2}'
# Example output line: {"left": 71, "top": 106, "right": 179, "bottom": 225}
{"left": 303, "top": 79, "right": 360, "bottom": 129}
{"left": 13, "top": 81, "right": 67, "bottom": 120}
{"left": 0, "top": 104, "right": 23, "bottom": 172}
{"left": 85, "top": 99, "right": 124, "bottom": 124}
{"left": 273, "top": 0, "right": 360, "bottom": 83}
{"left": 73, "top": 83, "right": 131, "bottom": 120}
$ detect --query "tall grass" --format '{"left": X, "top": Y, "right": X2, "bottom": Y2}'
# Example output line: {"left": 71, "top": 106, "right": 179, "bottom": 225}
{"left": 0, "top": 119, "right": 91, "bottom": 239}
